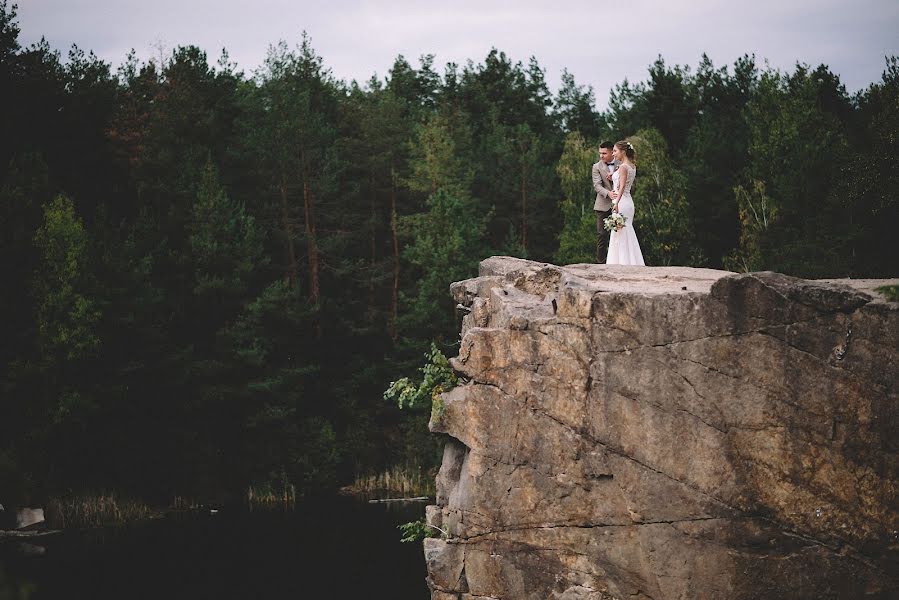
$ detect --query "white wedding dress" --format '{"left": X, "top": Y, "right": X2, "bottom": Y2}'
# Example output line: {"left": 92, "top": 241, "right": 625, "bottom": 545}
{"left": 606, "top": 164, "right": 645, "bottom": 266}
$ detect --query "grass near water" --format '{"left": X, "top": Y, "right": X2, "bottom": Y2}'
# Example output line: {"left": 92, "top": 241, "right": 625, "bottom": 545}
{"left": 342, "top": 465, "right": 436, "bottom": 499}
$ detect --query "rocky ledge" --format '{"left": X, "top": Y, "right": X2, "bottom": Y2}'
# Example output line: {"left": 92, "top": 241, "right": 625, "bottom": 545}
{"left": 424, "top": 257, "right": 898, "bottom": 600}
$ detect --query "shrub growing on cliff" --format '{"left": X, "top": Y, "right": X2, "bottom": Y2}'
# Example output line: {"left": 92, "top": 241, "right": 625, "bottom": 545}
{"left": 875, "top": 285, "right": 898, "bottom": 302}
{"left": 384, "top": 343, "right": 458, "bottom": 415}
{"left": 398, "top": 518, "right": 445, "bottom": 542}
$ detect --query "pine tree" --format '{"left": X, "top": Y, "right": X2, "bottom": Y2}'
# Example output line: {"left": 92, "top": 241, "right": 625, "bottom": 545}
{"left": 555, "top": 132, "right": 597, "bottom": 265}
{"left": 629, "top": 128, "right": 704, "bottom": 266}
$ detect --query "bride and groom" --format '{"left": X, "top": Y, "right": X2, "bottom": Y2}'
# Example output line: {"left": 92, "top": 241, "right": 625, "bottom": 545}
{"left": 592, "top": 140, "right": 645, "bottom": 266}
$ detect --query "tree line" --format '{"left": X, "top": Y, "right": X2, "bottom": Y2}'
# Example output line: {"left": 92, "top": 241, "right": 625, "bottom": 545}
{"left": 1, "top": 1, "right": 895, "bottom": 504}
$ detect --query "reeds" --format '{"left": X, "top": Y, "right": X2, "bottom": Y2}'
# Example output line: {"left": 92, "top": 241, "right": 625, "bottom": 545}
{"left": 246, "top": 482, "right": 296, "bottom": 510}
{"left": 171, "top": 496, "right": 200, "bottom": 511}
{"left": 343, "top": 465, "right": 436, "bottom": 499}
{"left": 45, "top": 493, "right": 155, "bottom": 529}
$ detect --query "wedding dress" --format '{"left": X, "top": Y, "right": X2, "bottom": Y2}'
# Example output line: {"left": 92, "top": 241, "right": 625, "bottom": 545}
{"left": 606, "top": 164, "right": 645, "bottom": 266}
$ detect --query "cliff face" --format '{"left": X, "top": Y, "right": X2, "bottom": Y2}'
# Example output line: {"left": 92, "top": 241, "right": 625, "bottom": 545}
{"left": 424, "top": 257, "right": 898, "bottom": 600}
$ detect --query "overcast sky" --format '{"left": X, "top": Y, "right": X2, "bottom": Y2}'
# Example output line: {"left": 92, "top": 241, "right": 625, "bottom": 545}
{"left": 16, "top": 0, "right": 899, "bottom": 109}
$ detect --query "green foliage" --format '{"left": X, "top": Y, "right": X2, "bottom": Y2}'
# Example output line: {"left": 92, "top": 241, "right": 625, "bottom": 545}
{"left": 293, "top": 417, "right": 341, "bottom": 491}
{"left": 738, "top": 65, "right": 851, "bottom": 276}
{"left": 723, "top": 180, "right": 778, "bottom": 272}
{"left": 222, "top": 279, "right": 325, "bottom": 488}
{"left": 33, "top": 195, "right": 101, "bottom": 361}
{"left": 0, "top": 1, "right": 21, "bottom": 60}
{"left": 384, "top": 343, "right": 458, "bottom": 410}
{"left": 398, "top": 518, "right": 437, "bottom": 543}
{"left": 448, "top": 50, "right": 562, "bottom": 260}
{"left": 680, "top": 55, "right": 755, "bottom": 263}
{"left": 401, "top": 188, "right": 488, "bottom": 333}
{"left": 850, "top": 57, "right": 899, "bottom": 277}
{"left": 875, "top": 285, "right": 898, "bottom": 302}
{"left": 556, "top": 201, "right": 598, "bottom": 266}
{"left": 554, "top": 132, "right": 599, "bottom": 264}
{"left": 188, "top": 158, "right": 265, "bottom": 298}
{"left": 430, "top": 395, "right": 446, "bottom": 423}
{"left": 556, "top": 69, "right": 604, "bottom": 138}
{"left": 404, "top": 113, "right": 473, "bottom": 196}
{"left": 628, "top": 128, "right": 705, "bottom": 266}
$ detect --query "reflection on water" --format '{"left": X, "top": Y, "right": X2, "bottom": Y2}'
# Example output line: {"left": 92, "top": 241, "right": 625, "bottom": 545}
{"left": 0, "top": 562, "right": 37, "bottom": 600}
{"left": 0, "top": 495, "right": 429, "bottom": 600}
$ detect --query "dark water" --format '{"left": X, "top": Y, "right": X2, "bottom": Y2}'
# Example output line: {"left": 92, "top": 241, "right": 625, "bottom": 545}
{"left": 0, "top": 495, "right": 429, "bottom": 600}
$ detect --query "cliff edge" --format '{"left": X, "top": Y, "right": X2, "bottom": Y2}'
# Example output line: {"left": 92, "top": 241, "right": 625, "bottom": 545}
{"left": 425, "top": 257, "right": 898, "bottom": 600}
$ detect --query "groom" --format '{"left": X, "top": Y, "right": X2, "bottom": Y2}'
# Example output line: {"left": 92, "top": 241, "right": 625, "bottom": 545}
{"left": 591, "top": 141, "right": 618, "bottom": 263}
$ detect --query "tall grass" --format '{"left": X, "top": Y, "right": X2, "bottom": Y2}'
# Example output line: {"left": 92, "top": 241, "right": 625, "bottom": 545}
{"left": 343, "top": 465, "right": 436, "bottom": 499}
{"left": 45, "top": 494, "right": 155, "bottom": 528}
{"left": 171, "top": 496, "right": 200, "bottom": 511}
{"left": 246, "top": 483, "right": 296, "bottom": 510}
{"left": 875, "top": 284, "right": 898, "bottom": 301}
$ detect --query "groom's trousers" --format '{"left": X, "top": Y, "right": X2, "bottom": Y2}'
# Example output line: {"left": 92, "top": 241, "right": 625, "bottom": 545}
{"left": 595, "top": 208, "right": 612, "bottom": 263}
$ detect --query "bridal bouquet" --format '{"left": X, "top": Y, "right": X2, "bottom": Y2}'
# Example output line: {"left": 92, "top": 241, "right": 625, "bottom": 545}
{"left": 603, "top": 212, "right": 627, "bottom": 231}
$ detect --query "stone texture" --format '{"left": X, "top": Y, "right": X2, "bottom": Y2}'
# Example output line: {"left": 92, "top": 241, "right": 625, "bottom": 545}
{"left": 426, "top": 257, "right": 899, "bottom": 600}
{"left": 0, "top": 507, "right": 45, "bottom": 530}
{"left": 15, "top": 508, "right": 44, "bottom": 529}
{"left": 425, "top": 538, "right": 467, "bottom": 592}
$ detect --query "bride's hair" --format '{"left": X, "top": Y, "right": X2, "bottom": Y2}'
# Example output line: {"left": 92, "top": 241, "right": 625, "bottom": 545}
{"left": 614, "top": 140, "right": 636, "bottom": 163}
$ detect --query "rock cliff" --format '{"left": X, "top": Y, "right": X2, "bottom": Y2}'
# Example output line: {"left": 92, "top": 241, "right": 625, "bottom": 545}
{"left": 424, "top": 257, "right": 898, "bottom": 600}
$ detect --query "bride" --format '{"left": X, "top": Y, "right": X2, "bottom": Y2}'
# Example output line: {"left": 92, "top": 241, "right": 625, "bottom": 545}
{"left": 606, "top": 140, "right": 645, "bottom": 266}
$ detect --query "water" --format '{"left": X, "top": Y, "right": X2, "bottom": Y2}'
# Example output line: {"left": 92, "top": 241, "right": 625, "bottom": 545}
{"left": 0, "top": 495, "right": 430, "bottom": 599}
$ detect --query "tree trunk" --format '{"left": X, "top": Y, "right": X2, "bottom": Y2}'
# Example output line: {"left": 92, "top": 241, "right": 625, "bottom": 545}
{"left": 369, "top": 174, "right": 377, "bottom": 312}
{"left": 521, "top": 162, "right": 528, "bottom": 252}
{"left": 389, "top": 170, "right": 400, "bottom": 341}
{"left": 279, "top": 178, "right": 298, "bottom": 289}
{"left": 302, "top": 178, "right": 320, "bottom": 306}
{"left": 300, "top": 150, "right": 321, "bottom": 319}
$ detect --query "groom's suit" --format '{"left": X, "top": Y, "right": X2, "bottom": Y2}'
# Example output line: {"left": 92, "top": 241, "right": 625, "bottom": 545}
{"left": 592, "top": 159, "right": 619, "bottom": 263}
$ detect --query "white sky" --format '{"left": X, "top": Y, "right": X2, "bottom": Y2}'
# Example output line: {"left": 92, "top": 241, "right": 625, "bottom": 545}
{"left": 16, "top": 0, "right": 899, "bottom": 110}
